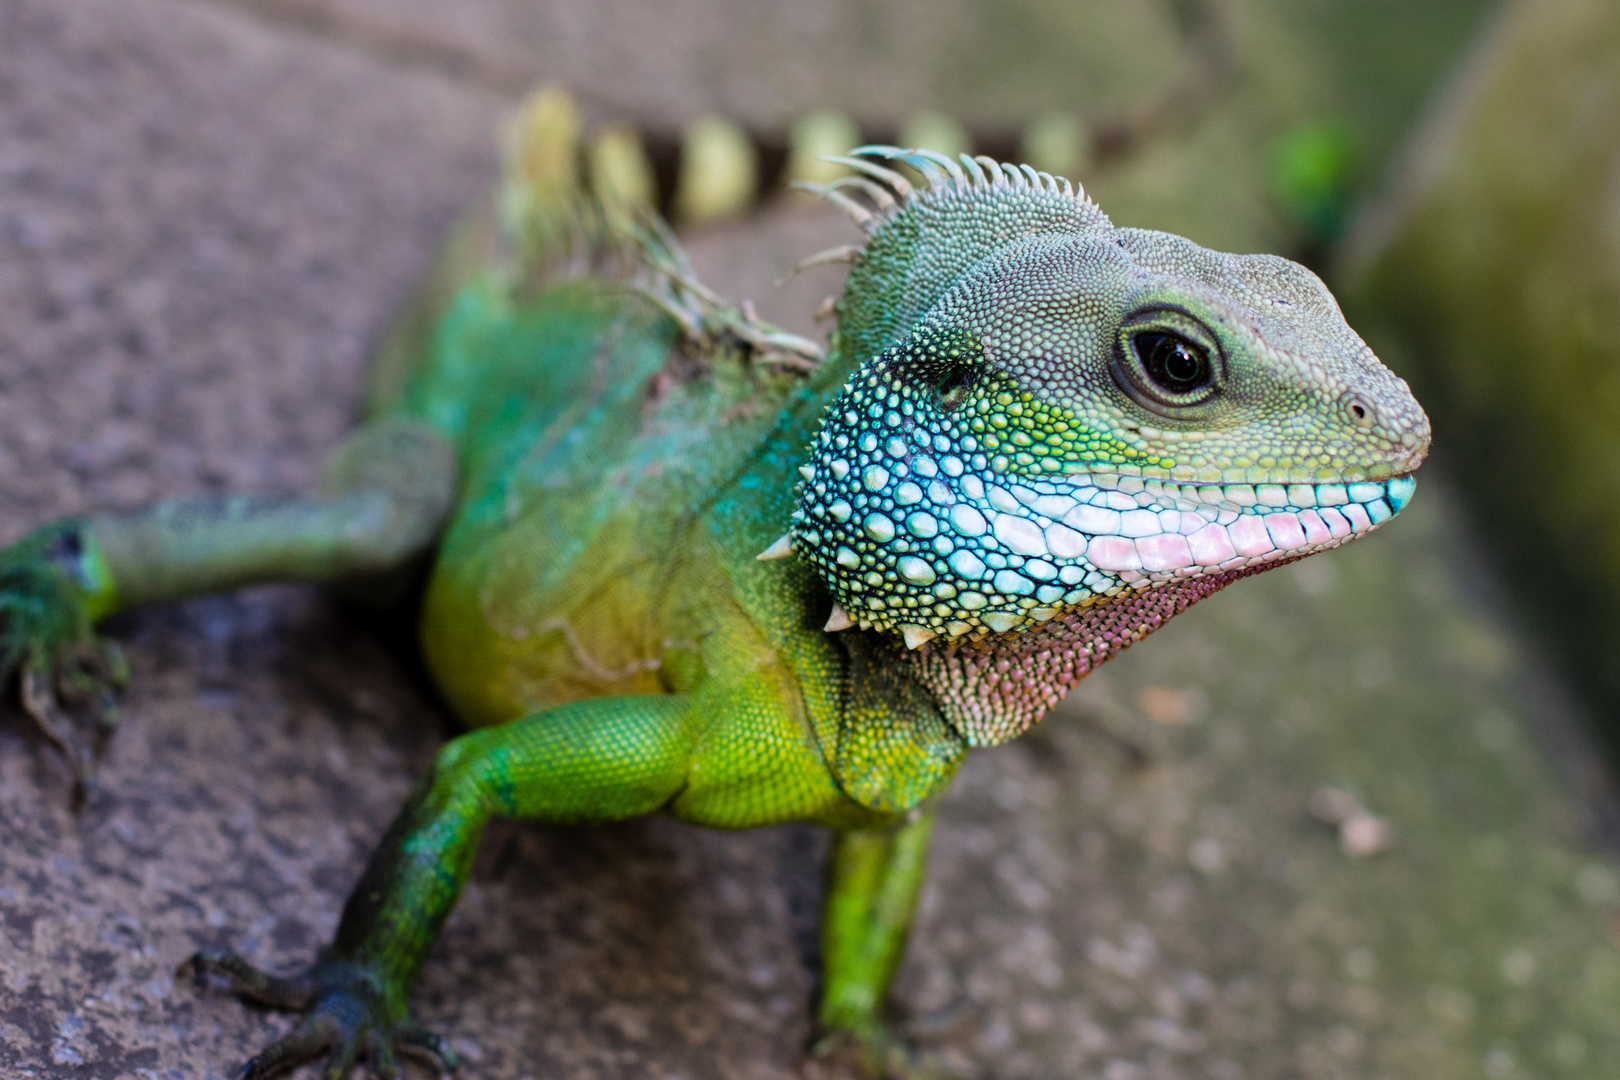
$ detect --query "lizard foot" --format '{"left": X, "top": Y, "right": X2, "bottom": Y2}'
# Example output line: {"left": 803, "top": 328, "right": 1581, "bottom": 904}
{"left": 1, "top": 522, "right": 127, "bottom": 806}
{"left": 179, "top": 949, "right": 459, "bottom": 1079}
{"left": 811, "top": 1017, "right": 959, "bottom": 1080}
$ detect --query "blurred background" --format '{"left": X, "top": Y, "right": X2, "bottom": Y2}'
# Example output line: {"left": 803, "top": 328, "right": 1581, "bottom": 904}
{"left": 3, "top": 0, "right": 1620, "bottom": 1077}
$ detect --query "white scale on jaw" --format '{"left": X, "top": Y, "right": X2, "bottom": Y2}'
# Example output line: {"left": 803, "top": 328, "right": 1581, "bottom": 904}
{"left": 781, "top": 424, "right": 1417, "bottom": 637}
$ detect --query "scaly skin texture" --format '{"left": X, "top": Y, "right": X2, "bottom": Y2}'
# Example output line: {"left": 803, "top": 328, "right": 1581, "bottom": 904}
{"left": 0, "top": 90, "right": 1429, "bottom": 1078}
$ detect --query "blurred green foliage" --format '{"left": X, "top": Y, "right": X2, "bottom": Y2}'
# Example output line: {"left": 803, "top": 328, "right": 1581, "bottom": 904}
{"left": 1269, "top": 118, "right": 1360, "bottom": 252}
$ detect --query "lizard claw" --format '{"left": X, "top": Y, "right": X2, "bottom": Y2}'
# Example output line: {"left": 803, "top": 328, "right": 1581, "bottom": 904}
{"left": 181, "top": 949, "right": 458, "bottom": 1079}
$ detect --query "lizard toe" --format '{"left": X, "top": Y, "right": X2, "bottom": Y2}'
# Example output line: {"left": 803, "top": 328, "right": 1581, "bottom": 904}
{"left": 363, "top": 1028, "right": 400, "bottom": 1080}
{"left": 179, "top": 950, "right": 318, "bottom": 1011}
{"left": 316, "top": 1025, "right": 364, "bottom": 1080}
{"left": 398, "top": 1025, "right": 459, "bottom": 1075}
{"left": 235, "top": 1011, "right": 341, "bottom": 1079}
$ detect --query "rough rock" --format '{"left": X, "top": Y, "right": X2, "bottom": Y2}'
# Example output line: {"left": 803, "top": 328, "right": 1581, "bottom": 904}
{"left": 3, "top": 1, "right": 1617, "bottom": 1078}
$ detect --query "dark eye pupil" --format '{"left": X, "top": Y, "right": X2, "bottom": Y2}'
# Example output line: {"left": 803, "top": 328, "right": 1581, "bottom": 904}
{"left": 1137, "top": 333, "right": 1210, "bottom": 393}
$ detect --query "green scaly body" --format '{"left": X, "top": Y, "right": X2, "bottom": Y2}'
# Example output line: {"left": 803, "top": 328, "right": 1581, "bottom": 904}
{"left": 0, "top": 90, "right": 1429, "bottom": 1078}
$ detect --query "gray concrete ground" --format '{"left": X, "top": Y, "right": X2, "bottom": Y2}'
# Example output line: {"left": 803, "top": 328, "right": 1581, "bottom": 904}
{"left": 3, "top": 1, "right": 1620, "bottom": 1078}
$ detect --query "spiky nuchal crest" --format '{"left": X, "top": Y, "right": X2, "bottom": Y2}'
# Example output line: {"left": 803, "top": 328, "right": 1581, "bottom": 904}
{"left": 793, "top": 147, "right": 1431, "bottom": 647}
{"left": 824, "top": 147, "right": 1112, "bottom": 368}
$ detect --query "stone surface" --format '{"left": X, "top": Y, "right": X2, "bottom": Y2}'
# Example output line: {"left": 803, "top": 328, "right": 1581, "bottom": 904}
{"left": 3, "top": 1, "right": 1619, "bottom": 1079}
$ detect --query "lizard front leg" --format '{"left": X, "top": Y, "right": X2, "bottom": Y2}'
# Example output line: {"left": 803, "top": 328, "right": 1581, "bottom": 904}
{"left": 0, "top": 417, "right": 454, "bottom": 800}
{"left": 815, "top": 810, "right": 952, "bottom": 1080}
{"left": 182, "top": 694, "right": 699, "bottom": 1079}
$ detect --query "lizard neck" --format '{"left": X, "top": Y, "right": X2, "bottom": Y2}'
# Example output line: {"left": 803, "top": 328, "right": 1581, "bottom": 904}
{"left": 902, "top": 568, "right": 1258, "bottom": 746}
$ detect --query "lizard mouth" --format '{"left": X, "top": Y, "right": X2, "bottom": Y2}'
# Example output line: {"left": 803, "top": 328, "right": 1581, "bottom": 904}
{"left": 1073, "top": 472, "right": 1416, "bottom": 582}
{"left": 793, "top": 461, "right": 1419, "bottom": 638}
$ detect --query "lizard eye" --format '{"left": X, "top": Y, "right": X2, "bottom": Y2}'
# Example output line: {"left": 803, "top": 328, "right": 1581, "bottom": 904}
{"left": 1113, "top": 312, "right": 1226, "bottom": 414}
{"left": 1135, "top": 332, "right": 1211, "bottom": 396}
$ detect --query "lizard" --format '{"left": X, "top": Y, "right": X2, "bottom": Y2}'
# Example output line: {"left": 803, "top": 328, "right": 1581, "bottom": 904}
{"left": 0, "top": 88, "right": 1429, "bottom": 1078}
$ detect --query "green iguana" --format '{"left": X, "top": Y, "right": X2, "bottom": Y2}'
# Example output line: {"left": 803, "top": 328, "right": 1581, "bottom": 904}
{"left": 0, "top": 90, "right": 1429, "bottom": 1078}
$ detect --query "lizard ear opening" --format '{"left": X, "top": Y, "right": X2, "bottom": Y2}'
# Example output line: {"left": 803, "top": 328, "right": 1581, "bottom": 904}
{"left": 932, "top": 364, "right": 977, "bottom": 412}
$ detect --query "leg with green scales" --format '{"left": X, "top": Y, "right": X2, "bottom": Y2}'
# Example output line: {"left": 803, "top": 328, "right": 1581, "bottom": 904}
{"left": 0, "top": 417, "right": 455, "bottom": 801}
{"left": 182, "top": 694, "right": 701, "bottom": 1078}
{"left": 816, "top": 810, "right": 951, "bottom": 1080}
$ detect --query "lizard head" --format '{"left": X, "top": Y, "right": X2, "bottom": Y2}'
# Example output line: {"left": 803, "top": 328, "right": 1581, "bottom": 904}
{"left": 788, "top": 148, "right": 1430, "bottom": 649}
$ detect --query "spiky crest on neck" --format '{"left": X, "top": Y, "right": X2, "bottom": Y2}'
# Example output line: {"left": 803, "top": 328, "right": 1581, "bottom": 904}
{"left": 796, "top": 147, "right": 1112, "bottom": 370}
{"left": 498, "top": 86, "right": 824, "bottom": 370}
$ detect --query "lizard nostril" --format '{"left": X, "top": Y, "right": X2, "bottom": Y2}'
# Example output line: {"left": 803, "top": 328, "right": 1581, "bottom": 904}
{"left": 1345, "top": 394, "right": 1376, "bottom": 429}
